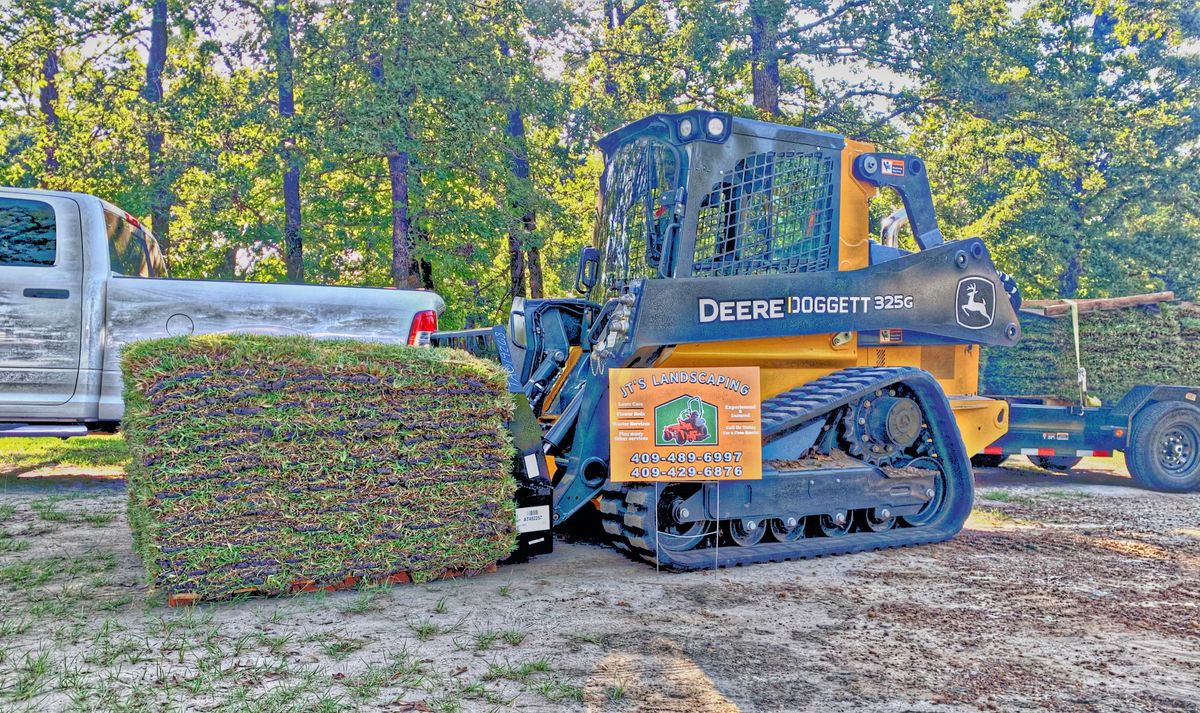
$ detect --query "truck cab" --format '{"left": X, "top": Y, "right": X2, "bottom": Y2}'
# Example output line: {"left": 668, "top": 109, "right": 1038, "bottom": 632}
{"left": 0, "top": 187, "right": 444, "bottom": 434}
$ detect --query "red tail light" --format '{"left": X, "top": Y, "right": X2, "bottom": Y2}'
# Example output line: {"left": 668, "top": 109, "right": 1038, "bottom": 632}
{"left": 408, "top": 310, "right": 438, "bottom": 346}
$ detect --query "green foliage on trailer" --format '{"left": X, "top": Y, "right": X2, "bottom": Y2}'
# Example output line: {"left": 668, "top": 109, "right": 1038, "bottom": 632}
{"left": 120, "top": 335, "right": 517, "bottom": 601}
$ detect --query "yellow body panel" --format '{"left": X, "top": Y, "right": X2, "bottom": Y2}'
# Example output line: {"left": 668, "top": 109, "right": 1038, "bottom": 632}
{"left": 947, "top": 395, "right": 1009, "bottom": 459}
{"left": 838, "top": 139, "right": 878, "bottom": 272}
{"left": 540, "top": 346, "right": 583, "bottom": 422}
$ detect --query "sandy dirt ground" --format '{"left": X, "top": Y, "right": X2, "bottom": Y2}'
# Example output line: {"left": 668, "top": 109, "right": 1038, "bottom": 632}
{"left": 0, "top": 456, "right": 1197, "bottom": 712}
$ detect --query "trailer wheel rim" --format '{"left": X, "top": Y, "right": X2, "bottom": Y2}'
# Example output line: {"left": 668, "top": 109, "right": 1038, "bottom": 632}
{"left": 1158, "top": 423, "right": 1199, "bottom": 477}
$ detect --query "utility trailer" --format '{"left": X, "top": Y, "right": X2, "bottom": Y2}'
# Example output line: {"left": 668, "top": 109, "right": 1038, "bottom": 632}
{"left": 973, "top": 386, "right": 1200, "bottom": 492}
{"left": 972, "top": 292, "right": 1200, "bottom": 492}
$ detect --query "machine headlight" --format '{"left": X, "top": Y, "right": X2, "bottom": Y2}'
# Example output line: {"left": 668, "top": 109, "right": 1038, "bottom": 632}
{"left": 678, "top": 117, "right": 695, "bottom": 139}
{"left": 706, "top": 116, "right": 725, "bottom": 137}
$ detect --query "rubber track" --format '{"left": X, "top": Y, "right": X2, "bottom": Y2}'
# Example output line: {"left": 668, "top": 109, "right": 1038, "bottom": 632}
{"left": 597, "top": 367, "right": 974, "bottom": 570}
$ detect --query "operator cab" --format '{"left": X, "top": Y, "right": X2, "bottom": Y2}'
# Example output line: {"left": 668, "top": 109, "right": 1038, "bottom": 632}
{"left": 590, "top": 111, "right": 845, "bottom": 301}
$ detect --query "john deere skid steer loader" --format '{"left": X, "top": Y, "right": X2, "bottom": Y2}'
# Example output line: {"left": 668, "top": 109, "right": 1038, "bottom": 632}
{"left": 436, "top": 111, "right": 1022, "bottom": 569}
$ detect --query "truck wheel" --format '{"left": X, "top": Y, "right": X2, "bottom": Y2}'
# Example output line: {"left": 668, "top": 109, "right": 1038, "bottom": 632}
{"left": 1031, "top": 455, "right": 1082, "bottom": 472}
{"left": 1125, "top": 401, "right": 1200, "bottom": 493}
{"left": 970, "top": 453, "right": 1006, "bottom": 469}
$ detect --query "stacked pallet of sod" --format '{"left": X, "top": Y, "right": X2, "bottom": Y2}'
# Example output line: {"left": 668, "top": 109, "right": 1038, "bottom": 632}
{"left": 121, "top": 335, "right": 517, "bottom": 602}
{"left": 980, "top": 302, "right": 1200, "bottom": 403}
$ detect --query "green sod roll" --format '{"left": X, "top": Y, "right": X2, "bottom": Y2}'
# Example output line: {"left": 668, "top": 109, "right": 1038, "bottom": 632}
{"left": 980, "top": 302, "right": 1200, "bottom": 403}
{"left": 121, "top": 334, "right": 518, "bottom": 601}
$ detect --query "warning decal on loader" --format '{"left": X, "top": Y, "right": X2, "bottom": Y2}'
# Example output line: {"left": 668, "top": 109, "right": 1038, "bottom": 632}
{"left": 608, "top": 367, "right": 762, "bottom": 482}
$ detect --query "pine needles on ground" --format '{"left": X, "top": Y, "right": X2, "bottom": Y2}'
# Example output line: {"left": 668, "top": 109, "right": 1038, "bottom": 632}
{"left": 120, "top": 335, "right": 517, "bottom": 602}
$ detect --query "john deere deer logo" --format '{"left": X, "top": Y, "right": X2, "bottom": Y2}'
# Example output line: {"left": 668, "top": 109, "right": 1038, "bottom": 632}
{"left": 655, "top": 395, "right": 719, "bottom": 446}
{"left": 955, "top": 277, "right": 995, "bottom": 330}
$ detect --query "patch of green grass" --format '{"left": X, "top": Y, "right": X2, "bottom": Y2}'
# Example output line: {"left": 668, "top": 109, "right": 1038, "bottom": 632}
{"left": 30, "top": 497, "right": 69, "bottom": 522}
{"left": 1044, "top": 489, "right": 1093, "bottom": 499}
{"left": 11, "top": 648, "right": 53, "bottom": 700}
{"left": 319, "top": 635, "right": 365, "bottom": 660}
{"left": 606, "top": 683, "right": 627, "bottom": 701}
{"left": 568, "top": 631, "right": 605, "bottom": 646}
{"left": 532, "top": 678, "right": 585, "bottom": 703}
{"left": 424, "top": 692, "right": 464, "bottom": 713}
{"left": 471, "top": 628, "right": 500, "bottom": 651}
{"left": 260, "top": 632, "right": 296, "bottom": 656}
{"left": 29, "top": 497, "right": 118, "bottom": 526}
{"left": 340, "top": 585, "right": 388, "bottom": 615}
{"left": 83, "top": 622, "right": 143, "bottom": 667}
{"left": 0, "top": 615, "right": 33, "bottom": 638}
{"left": 976, "top": 489, "right": 1034, "bottom": 505}
{"left": 408, "top": 620, "right": 441, "bottom": 641}
{"left": 481, "top": 657, "right": 551, "bottom": 682}
{"left": 433, "top": 597, "right": 448, "bottom": 614}
{"left": 344, "top": 653, "right": 423, "bottom": 701}
{"left": 0, "top": 535, "right": 30, "bottom": 554}
{"left": 969, "top": 507, "right": 1032, "bottom": 527}
{"left": 0, "top": 435, "right": 129, "bottom": 470}
{"left": 500, "top": 629, "right": 525, "bottom": 646}
{"left": 82, "top": 511, "right": 116, "bottom": 526}
{"left": 0, "top": 560, "right": 55, "bottom": 587}
{"left": 0, "top": 504, "right": 15, "bottom": 521}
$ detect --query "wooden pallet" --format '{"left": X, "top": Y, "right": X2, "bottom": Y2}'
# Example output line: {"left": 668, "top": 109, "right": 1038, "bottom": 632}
{"left": 165, "top": 563, "right": 498, "bottom": 607}
{"left": 1022, "top": 291, "right": 1175, "bottom": 318}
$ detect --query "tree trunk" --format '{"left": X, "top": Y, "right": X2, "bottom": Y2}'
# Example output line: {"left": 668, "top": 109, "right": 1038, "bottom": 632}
{"left": 143, "top": 0, "right": 172, "bottom": 260}
{"left": 602, "top": 0, "right": 620, "bottom": 97}
{"left": 505, "top": 100, "right": 540, "bottom": 299}
{"left": 749, "top": 5, "right": 781, "bottom": 117}
{"left": 270, "top": 1, "right": 303, "bottom": 283}
{"left": 413, "top": 226, "right": 434, "bottom": 290}
{"left": 507, "top": 226, "right": 527, "bottom": 299}
{"left": 380, "top": 0, "right": 420, "bottom": 289}
{"left": 39, "top": 50, "right": 60, "bottom": 179}
{"left": 527, "top": 246, "right": 544, "bottom": 299}
{"left": 500, "top": 37, "right": 539, "bottom": 299}
{"left": 1058, "top": 246, "right": 1082, "bottom": 297}
{"left": 387, "top": 150, "right": 416, "bottom": 288}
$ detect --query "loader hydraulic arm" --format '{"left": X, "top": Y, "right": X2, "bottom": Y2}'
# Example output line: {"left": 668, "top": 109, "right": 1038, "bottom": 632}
{"left": 852, "top": 153, "right": 944, "bottom": 250}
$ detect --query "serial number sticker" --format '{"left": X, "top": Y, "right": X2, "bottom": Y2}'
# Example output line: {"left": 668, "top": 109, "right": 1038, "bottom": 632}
{"left": 515, "top": 505, "right": 550, "bottom": 533}
{"left": 608, "top": 367, "right": 762, "bottom": 483}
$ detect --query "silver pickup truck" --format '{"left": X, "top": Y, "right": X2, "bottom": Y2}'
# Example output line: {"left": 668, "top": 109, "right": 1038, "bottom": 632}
{"left": 0, "top": 187, "right": 444, "bottom": 436}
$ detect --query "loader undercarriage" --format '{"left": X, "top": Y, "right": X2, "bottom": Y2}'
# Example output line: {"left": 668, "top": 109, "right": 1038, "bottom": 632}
{"left": 597, "top": 368, "right": 974, "bottom": 569}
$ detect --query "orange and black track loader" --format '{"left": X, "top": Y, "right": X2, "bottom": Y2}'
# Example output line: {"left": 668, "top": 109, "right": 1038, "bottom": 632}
{"left": 437, "top": 111, "right": 1190, "bottom": 569}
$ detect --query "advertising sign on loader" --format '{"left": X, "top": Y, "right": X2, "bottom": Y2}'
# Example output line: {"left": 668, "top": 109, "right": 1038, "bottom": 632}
{"left": 608, "top": 367, "right": 762, "bottom": 482}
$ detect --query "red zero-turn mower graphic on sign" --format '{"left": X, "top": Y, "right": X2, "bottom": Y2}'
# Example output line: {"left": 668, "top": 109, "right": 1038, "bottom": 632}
{"left": 658, "top": 396, "right": 717, "bottom": 445}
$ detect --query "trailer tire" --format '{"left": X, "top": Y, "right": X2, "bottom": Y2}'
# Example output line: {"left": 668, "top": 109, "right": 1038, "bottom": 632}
{"left": 1031, "top": 455, "right": 1082, "bottom": 472}
{"left": 1125, "top": 401, "right": 1200, "bottom": 493}
{"left": 970, "top": 453, "right": 1006, "bottom": 469}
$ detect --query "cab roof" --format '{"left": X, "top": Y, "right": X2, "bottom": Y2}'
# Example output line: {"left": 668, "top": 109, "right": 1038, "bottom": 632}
{"left": 597, "top": 111, "right": 844, "bottom": 154}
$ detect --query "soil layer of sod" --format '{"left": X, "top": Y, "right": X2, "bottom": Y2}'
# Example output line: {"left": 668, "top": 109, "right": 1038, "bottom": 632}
{"left": 980, "top": 302, "right": 1200, "bottom": 402}
{"left": 121, "top": 335, "right": 517, "bottom": 602}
